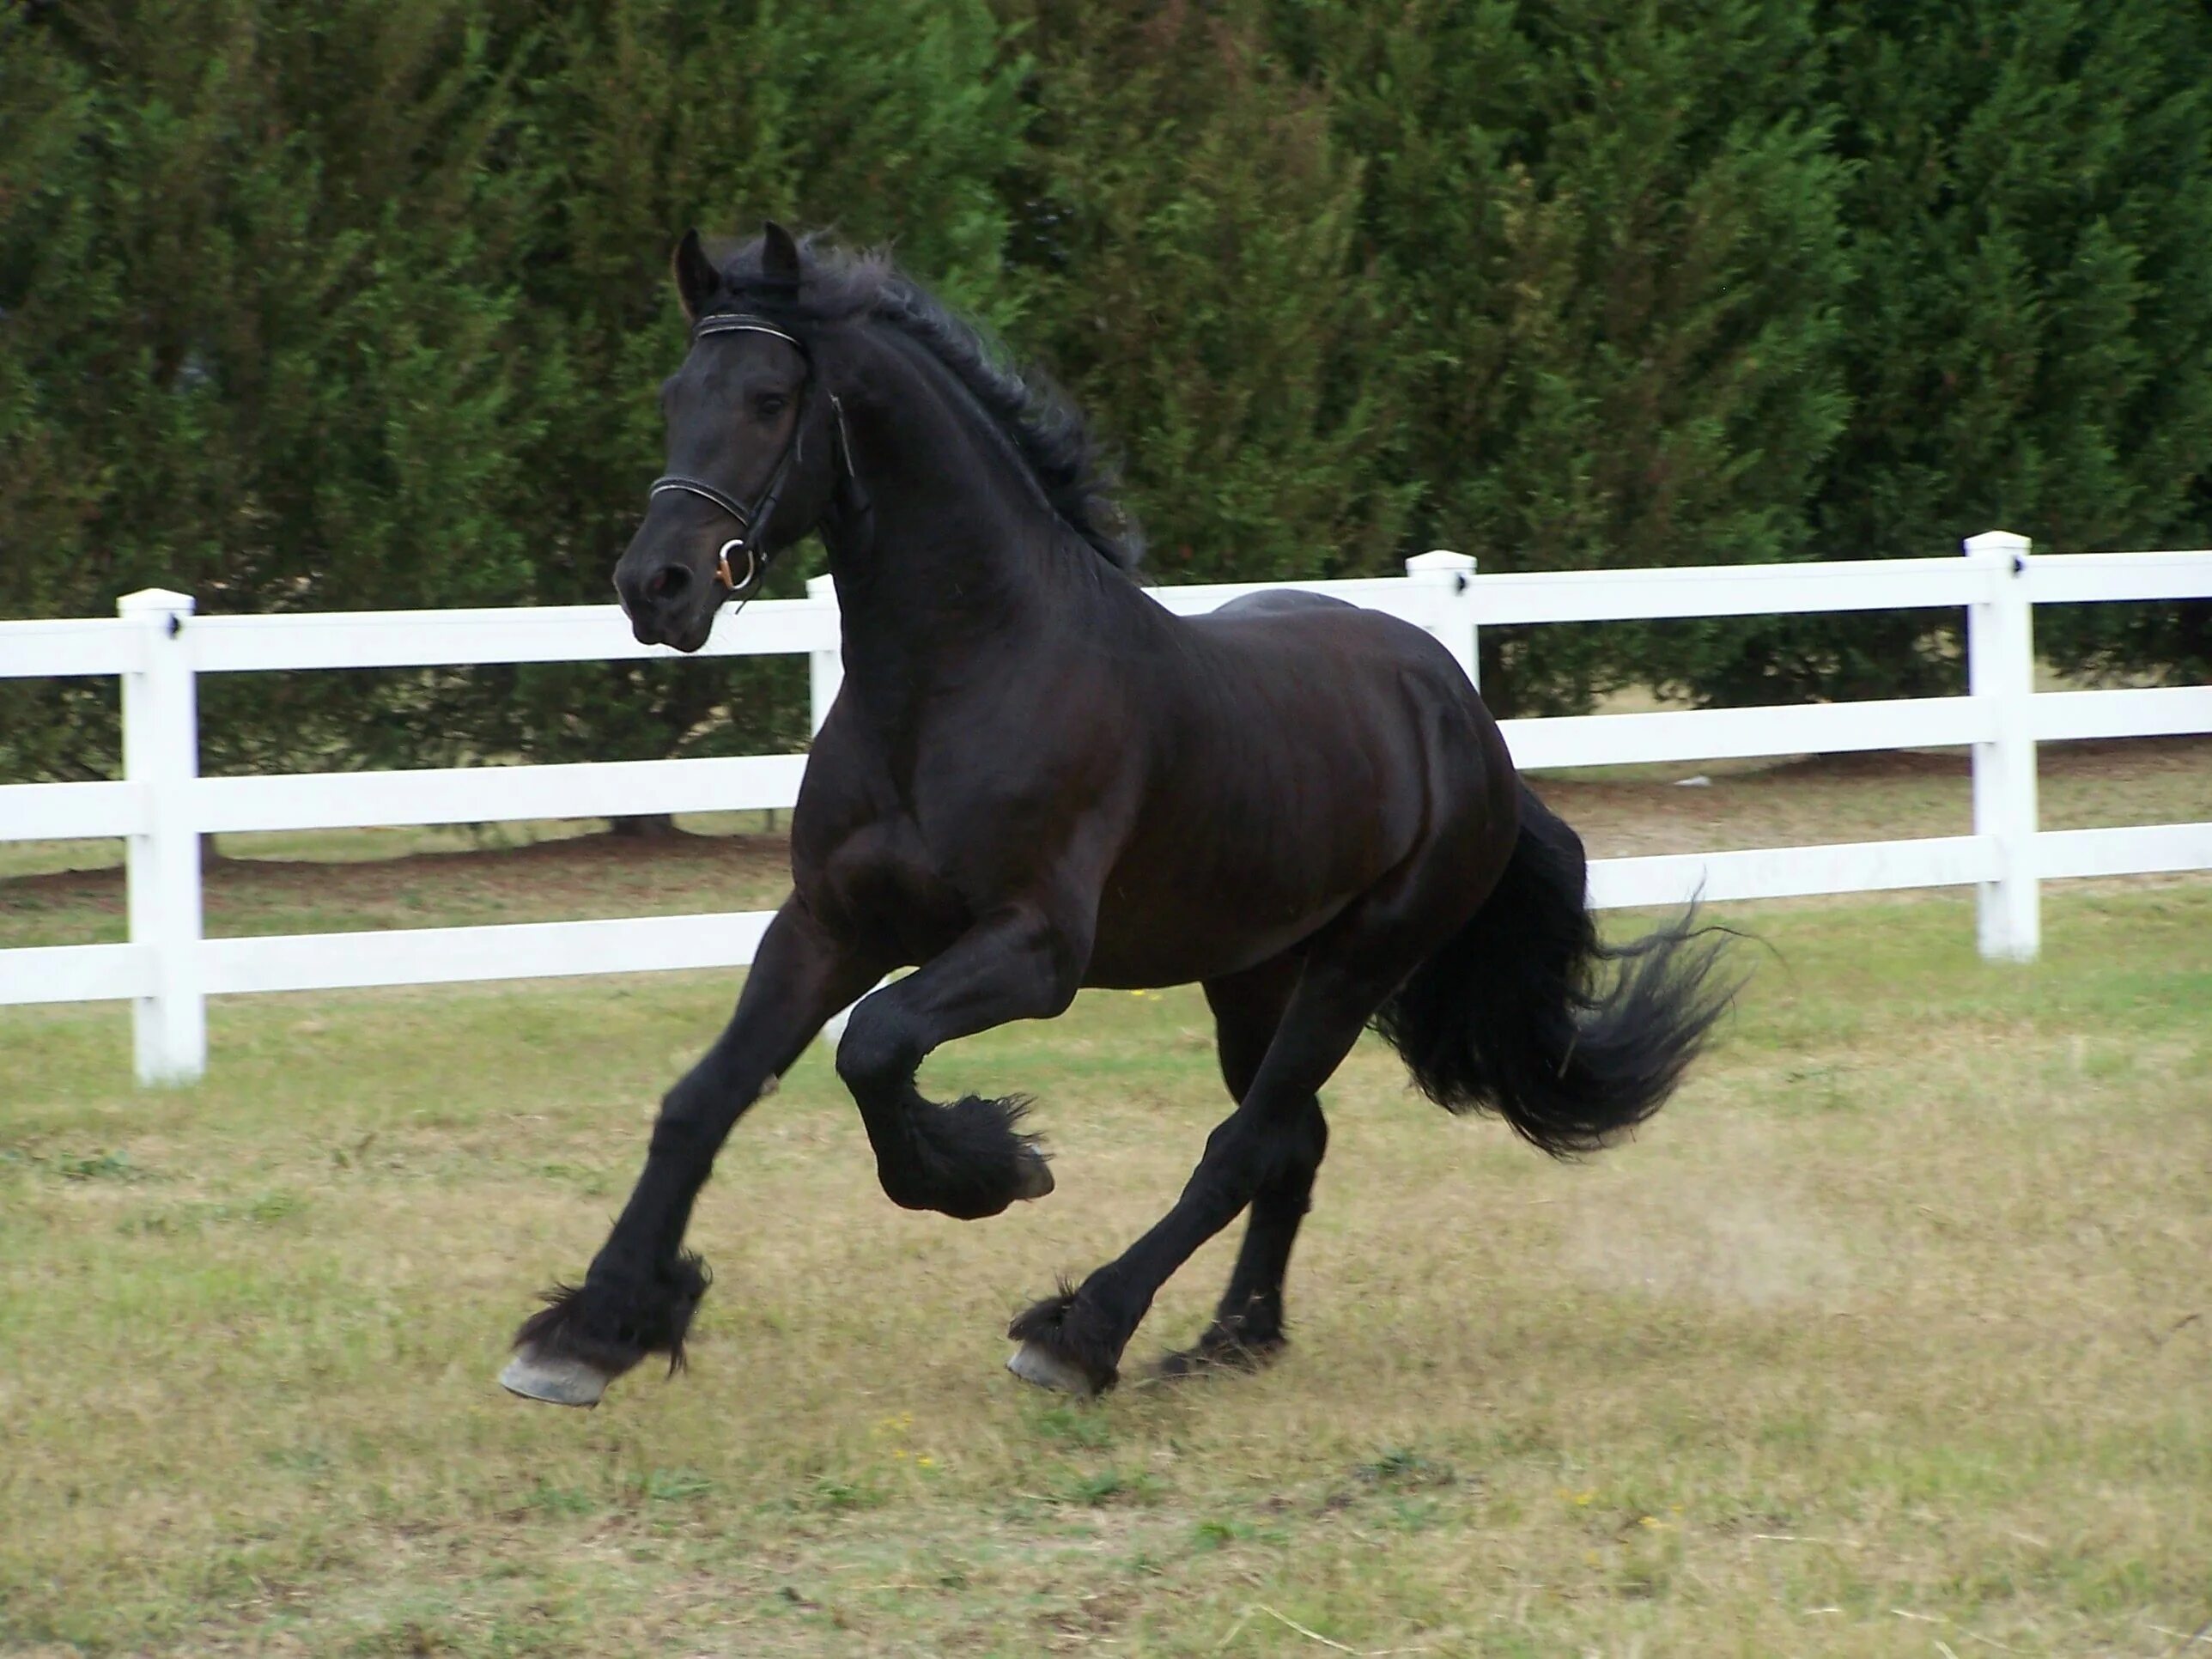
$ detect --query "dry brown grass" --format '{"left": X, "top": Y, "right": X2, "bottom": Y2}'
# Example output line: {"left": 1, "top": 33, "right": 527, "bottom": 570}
{"left": 3, "top": 871, "right": 2208, "bottom": 1656}
{"left": 0, "top": 828, "right": 798, "bottom": 947}
{"left": 4, "top": 737, "right": 2206, "bottom": 949}
{"left": 1538, "top": 734, "right": 2212, "bottom": 856}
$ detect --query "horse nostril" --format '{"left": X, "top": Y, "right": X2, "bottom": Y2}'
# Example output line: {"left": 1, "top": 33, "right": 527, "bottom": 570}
{"left": 647, "top": 564, "right": 691, "bottom": 601}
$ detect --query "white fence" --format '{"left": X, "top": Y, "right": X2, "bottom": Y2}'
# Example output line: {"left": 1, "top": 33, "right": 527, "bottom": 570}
{"left": 3, "top": 532, "right": 2209, "bottom": 1085}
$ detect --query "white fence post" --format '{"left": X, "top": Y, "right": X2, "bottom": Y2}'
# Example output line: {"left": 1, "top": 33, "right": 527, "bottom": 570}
{"left": 1405, "top": 550, "right": 1480, "bottom": 689}
{"left": 118, "top": 588, "right": 207, "bottom": 1082}
{"left": 805, "top": 574, "right": 842, "bottom": 736}
{"left": 1963, "top": 532, "right": 2040, "bottom": 962}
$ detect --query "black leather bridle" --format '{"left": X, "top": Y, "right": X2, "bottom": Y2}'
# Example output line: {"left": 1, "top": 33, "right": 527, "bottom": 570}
{"left": 648, "top": 311, "right": 858, "bottom": 595}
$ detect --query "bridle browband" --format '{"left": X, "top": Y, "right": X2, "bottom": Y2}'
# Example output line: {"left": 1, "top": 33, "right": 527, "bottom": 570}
{"left": 648, "top": 311, "right": 860, "bottom": 596}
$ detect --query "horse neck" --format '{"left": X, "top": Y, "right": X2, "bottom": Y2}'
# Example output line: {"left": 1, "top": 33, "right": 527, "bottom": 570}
{"left": 820, "top": 329, "right": 1098, "bottom": 707}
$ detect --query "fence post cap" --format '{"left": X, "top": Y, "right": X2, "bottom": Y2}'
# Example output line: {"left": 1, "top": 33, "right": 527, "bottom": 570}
{"left": 1405, "top": 550, "right": 1477, "bottom": 574}
{"left": 118, "top": 588, "right": 197, "bottom": 617}
{"left": 1962, "top": 531, "right": 2032, "bottom": 559}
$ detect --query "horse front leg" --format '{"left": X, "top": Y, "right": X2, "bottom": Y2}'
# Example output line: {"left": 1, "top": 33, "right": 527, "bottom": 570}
{"left": 833, "top": 903, "right": 1090, "bottom": 1220}
{"left": 502, "top": 896, "right": 883, "bottom": 1407}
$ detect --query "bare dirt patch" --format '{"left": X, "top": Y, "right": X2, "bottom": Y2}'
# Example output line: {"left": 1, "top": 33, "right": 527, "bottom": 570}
{"left": 1537, "top": 733, "right": 2212, "bottom": 856}
{"left": 3, "top": 738, "right": 2204, "bottom": 950}
{"left": 1, "top": 829, "right": 796, "bottom": 947}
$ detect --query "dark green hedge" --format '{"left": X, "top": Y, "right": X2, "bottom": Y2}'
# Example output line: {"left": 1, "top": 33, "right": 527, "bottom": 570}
{"left": 3, "top": 0, "right": 2207, "bottom": 780}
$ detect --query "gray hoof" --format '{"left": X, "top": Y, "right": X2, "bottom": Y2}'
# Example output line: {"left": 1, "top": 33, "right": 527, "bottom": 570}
{"left": 499, "top": 1349, "right": 612, "bottom": 1408}
{"left": 1006, "top": 1340, "right": 1096, "bottom": 1398}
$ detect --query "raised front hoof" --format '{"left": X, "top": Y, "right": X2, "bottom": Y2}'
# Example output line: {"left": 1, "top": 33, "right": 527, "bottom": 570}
{"left": 1155, "top": 1328, "right": 1286, "bottom": 1383}
{"left": 499, "top": 1348, "right": 612, "bottom": 1408}
{"left": 1006, "top": 1340, "right": 1098, "bottom": 1398}
{"left": 885, "top": 1094, "right": 1056, "bottom": 1219}
{"left": 1006, "top": 1288, "right": 1121, "bottom": 1396}
{"left": 1012, "top": 1145, "right": 1056, "bottom": 1203}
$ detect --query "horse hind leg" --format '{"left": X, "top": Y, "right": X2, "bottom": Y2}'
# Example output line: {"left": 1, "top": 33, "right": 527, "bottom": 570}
{"left": 1008, "top": 951, "right": 1382, "bottom": 1396}
{"left": 1157, "top": 962, "right": 1326, "bottom": 1378}
{"left": 1156, "top": 1095, "right": 1325, "bottom": 1377}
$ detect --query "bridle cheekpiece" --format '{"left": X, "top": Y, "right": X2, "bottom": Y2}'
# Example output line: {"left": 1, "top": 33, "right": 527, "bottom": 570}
{"left": 648, "top": 311, "right": 842, "bottom": 595}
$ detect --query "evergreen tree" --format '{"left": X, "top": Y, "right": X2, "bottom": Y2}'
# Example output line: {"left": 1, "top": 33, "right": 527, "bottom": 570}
{"left": 1750, "top": 0, "right": 2212, "bottom": 702}
{"left": 491, "top": 0, "right": 1030, "bottom": 767}
{"left": 7, "top": 0, "right": 2209, "bottom": 788}
{"left": 1302, "top": 0, "right": 1853, "bottom": 712}
{"left": 0, "top": 0, "right": 1026, "bottom": 781}
{"left": 1005, "top": 0, "right": 1414, "bottom": 583}
{"left": 1, "top": 1, "right": 532, "bottom": 778}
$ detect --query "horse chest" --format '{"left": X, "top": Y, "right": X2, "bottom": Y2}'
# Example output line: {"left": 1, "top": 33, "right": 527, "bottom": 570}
{"left": 789, "top": 793, "right": 968, "bottom": 961}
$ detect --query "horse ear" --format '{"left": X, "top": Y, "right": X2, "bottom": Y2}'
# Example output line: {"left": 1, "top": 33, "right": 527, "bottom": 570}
{"left": 760, "top": 220, "right": 802, "bottom": 294}
{"left": 672, "top": 228, "right": 719, "bottom": 322}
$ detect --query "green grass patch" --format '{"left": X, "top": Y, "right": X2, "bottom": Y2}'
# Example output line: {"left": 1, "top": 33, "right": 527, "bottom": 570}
{"left": 1, "top": 874, "right": 2208, "bottom": 1655}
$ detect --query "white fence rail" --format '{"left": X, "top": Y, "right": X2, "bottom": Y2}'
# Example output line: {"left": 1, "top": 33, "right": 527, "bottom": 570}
{"left": 3, "top": 533, "right": 2209, "bottom": 1084}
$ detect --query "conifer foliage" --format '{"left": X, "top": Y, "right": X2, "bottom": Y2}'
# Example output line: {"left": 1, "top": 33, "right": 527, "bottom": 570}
{"left": 3, "top": 0, "right": 2208, "bottom": 780}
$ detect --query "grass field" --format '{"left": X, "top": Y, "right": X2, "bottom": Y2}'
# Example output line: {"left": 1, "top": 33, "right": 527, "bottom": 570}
{"left": 3, "top": 757, "right": 2210, "bottom": 1656}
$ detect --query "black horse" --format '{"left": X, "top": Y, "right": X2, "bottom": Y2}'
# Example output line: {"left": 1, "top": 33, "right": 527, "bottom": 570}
{"left": 501, "top": 224, "right": 1735, "bottom": 1406}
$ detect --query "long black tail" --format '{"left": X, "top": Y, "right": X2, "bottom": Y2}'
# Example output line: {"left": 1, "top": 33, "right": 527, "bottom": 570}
{"left": 1370, "top": 782, "right": 1740, "bottom": 1158}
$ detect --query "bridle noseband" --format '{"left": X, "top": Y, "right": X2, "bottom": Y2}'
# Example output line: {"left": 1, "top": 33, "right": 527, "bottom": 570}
{"left": 648, "top": 312, "right": 858, "bottom": 596}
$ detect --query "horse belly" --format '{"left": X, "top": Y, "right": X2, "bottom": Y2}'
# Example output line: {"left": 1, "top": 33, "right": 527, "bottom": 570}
{"left": 1079, "top": 784, "right": 1404, "bottom": 988}
{"left": 1081, "top": 884, "right": 1345, "bottom": 988}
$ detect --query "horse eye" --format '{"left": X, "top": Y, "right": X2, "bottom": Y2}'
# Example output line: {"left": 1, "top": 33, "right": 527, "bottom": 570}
{"left": 754, "top": 393, "right": 789, "bottom": 419}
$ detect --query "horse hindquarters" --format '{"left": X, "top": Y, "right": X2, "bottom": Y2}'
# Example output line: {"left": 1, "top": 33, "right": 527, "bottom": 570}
{"left": 1370, "top": 783, "right": 1738, "bottom": 1158}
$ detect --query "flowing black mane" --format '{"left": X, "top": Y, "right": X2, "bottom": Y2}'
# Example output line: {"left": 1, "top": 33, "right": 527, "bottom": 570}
{"left": 713, "top": 234, "right": 1141, "bottom": 572}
